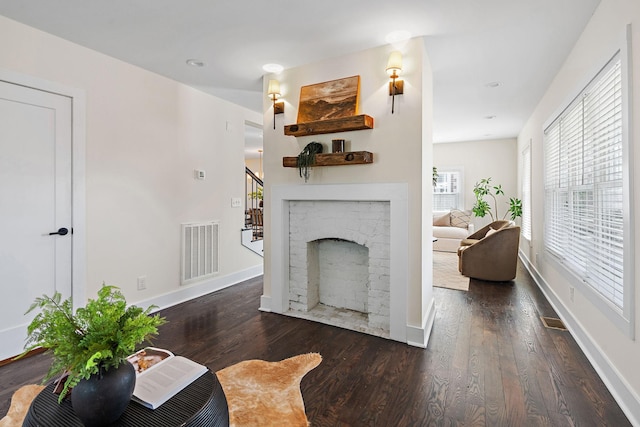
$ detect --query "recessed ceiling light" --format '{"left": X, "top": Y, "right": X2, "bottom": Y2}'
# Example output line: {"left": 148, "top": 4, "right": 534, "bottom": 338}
{"left": 485, "top": 115, "right": 496, "bottom": 120}
{"left": 485, "top": 82, "right": 501, "bottom": 88}
{"left": 385, "top": 31, "right": 411, "bottom": 44}
{"left": 262, "top": 63, "right": 284, "bottom": 73}
{"left": 186, "top": 59, "right": 205, "bottom": 67}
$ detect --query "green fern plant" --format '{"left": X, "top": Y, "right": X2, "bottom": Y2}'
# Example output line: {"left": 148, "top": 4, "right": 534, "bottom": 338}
{"left": 18, "top": 285, "right": 166, "bottom": 402}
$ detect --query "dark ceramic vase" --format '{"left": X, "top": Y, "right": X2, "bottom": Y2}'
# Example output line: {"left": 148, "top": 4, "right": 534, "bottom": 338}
{"left": 71, "top": 361, "right": 136, "bottom": 427}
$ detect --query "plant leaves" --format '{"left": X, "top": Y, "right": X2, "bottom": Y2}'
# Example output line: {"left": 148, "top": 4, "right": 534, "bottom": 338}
{"left": 20, "top": 284, "right": 166, "bottom": 401}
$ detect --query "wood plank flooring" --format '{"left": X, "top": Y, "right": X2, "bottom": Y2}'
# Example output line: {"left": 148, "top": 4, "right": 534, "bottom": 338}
{"left": 0, "top": 262, "right": 631, "bottom": 426}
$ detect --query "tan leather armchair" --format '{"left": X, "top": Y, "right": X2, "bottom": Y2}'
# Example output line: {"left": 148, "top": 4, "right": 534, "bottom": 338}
{"left": 457, "top": 225, "right": 520, "bottom": 281}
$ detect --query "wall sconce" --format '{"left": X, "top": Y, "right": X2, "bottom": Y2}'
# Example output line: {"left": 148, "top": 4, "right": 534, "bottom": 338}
{"left": 267, "top": 79, "right": 284, "bottom": 129}
{"left": 386, "top": 51, "right": 404, "bottom": 114}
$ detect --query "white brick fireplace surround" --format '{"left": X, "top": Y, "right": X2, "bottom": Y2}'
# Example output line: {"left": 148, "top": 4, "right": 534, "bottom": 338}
{"left": 261, "top": 183, "right": 411, "bottom": 344}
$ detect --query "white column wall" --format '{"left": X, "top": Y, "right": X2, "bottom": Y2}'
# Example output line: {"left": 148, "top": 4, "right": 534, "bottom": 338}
{"left": 261, "top": 38, "right": 434, "bottom": 346}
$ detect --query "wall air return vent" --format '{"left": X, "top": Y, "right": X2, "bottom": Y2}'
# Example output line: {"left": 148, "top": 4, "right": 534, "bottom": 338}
{"left": 181, "top": 221, "right": 219, "bottom": 285}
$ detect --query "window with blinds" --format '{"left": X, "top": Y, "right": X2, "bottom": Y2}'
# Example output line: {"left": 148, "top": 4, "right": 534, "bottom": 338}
{"left": 522, "top": 145, "right": 532, "bottom": 241}
{"left": 544, "top": 52, "right": 625, "bottom": 310}
{"left": 433, "top": 170, "right": 462, "bottom": 211}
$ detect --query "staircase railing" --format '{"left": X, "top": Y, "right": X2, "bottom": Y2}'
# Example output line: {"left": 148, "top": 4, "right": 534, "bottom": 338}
{"left": 245, "top": 167, "right": 264, "bottom": 241}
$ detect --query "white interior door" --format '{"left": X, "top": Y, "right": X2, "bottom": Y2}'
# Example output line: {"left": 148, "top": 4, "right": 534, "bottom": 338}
{"left": 0, "top": 80, "right": 73, "bottom": 360}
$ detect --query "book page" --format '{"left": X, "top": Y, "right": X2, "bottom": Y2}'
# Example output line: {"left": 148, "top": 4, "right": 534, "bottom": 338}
{"left": 132, "top": 356, "right": 208, "bottom": 409}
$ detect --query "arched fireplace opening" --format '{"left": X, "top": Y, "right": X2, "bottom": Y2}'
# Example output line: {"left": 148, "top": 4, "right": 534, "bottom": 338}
{"left": 300, "top": 238, "right": 369, "bottom": 313}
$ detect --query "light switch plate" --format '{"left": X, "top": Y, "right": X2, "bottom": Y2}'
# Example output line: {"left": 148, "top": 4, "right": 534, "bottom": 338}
{"left": 231, "top": 197, "right": 242, "bottom": 208}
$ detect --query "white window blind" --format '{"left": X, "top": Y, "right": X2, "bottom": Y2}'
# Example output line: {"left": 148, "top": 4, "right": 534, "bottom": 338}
{"left": 433, "top": 170, "right": 462, "bottom": 211}
{"left": 544, "top": 53, "right": 624, "bottom": 309}
{"left": 522, "top": 145, "right": 532, "bottom": 241}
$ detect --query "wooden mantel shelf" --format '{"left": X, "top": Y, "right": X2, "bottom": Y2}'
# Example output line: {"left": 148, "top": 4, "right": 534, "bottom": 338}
{"left": 283, "top": 151, "right": 374, "bottom": 168}
{"left": 284, "top": 114, "right": 374, "bottom": 137}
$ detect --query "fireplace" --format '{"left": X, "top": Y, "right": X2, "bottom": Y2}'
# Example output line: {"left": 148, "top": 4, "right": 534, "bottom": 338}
{"left": 287, "top": 200, "right": 390, "bottom": 337}
{"left": 262, "top": 183, "right": 410, "bottom": 343}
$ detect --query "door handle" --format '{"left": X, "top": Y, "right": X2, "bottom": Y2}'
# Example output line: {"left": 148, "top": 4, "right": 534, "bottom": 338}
{"left": 49, "top": 227, "right": 69, "bottom": 236}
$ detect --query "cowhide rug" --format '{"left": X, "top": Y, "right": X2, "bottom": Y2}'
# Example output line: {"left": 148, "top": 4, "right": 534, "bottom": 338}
{"left": 0, "top": 384, "right": 45, "bottom": 427}
{"left": 216, "top": 353, "right": 322, "bottom": 427}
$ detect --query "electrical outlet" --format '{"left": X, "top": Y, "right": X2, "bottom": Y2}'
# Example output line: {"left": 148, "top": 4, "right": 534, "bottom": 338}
{"left": 570, "top": 286, "right": 575, "bottom": 302}
{"left": 137, "top": 276, "right": 147, "bottom": 291}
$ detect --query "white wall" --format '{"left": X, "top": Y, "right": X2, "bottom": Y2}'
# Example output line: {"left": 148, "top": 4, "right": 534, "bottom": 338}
{"left": 261, "top": 37, "right": 435, "bottom": 343}
{"left": 0, "top": 15, "right": 263, "bottom": 307}
{"left": 517, "top": 0, "right": 640, "bottom": 423}
{"left": 434, "top": 138, "right": 518, "bottom": 229}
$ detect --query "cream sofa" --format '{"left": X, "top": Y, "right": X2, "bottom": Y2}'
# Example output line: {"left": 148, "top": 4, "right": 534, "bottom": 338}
{"left": 432, "top": 210, "right": 475, "bottom": 252}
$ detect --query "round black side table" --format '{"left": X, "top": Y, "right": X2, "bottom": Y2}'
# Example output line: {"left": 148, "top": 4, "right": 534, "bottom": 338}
{"left": 22, "top": 371, "right": 229, "bottom": 427}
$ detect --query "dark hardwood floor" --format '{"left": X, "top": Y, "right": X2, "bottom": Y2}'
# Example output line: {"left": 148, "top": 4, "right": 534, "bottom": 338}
{"left": 0, "top": 262, "right": 631, "bottom": 426}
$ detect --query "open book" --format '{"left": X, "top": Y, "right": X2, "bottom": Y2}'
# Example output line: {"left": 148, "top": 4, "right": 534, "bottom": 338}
{"left": 127, "top": 347, "right": 208, "bottom": 409}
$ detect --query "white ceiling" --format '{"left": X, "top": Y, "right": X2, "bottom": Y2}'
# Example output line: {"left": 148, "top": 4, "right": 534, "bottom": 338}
{"left": 0, "top": 0, "right": 600, "bottom": 144}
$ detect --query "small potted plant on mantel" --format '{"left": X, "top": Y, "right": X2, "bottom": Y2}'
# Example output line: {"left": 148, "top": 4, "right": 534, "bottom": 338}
{"left": 297, "top": 141, "right": 324, "bottom": 182}
{"left": 19, "top": 285, "right": 166, "bottom": 426}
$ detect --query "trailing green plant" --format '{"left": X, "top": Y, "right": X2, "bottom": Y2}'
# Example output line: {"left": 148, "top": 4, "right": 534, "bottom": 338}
{"left": 18, "top": 285, "right": 166, "bottom": 402}
{"left": 472, "top": 177, "right": 522, "bottom": 221}
{"left": 432, "top": 167, "right": 439, "bottom": 187}
{"left": 297, "top": 142, "right": 323, "bottom": 182}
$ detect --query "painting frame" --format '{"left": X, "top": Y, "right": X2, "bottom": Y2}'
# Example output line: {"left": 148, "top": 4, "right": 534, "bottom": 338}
{"left": 297, "top": 75, "right": 360, "bottom": 123}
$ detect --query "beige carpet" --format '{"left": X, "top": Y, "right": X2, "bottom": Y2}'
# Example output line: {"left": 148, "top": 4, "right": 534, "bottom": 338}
{"left": 433, "top": 251, "right": 470, "bottom": 291}
{"left": 216, "top": 353, "right": 322, "bottom": 427}
{"left": 0, "top": 384, "right": 45, "bottom": 427}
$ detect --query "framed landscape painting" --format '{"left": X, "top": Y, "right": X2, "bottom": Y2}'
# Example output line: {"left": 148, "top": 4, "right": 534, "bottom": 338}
{"left": 297, "top": 76, "right": 360, "bottom": 123}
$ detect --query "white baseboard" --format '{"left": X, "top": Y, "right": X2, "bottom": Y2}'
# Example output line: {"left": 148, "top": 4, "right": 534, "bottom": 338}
{"left": 407, "top": 296, "right": 436, "bottom": 348}
{"left": 138, "top": 264, "right": 264, "bottom": 314}
{"left": 519, "top": 251, "right": 640, "bottom": 426}
{"left": 259, "top": 295, "right": 272, "bottom": 312}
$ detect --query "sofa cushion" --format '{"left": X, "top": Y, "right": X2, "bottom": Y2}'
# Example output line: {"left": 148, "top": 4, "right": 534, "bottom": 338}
{"left": 433, "top": 226, "right": 469, "bottom": 239}
{"left": 433, "top": 212, "right": 450, "bottom": 226}
{"left": 450, "top": 209, "right": 471, "bottom": 228}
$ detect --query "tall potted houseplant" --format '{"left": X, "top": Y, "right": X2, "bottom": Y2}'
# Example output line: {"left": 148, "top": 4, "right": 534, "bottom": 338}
{"left": 471, "top": 177, "right": 522, "bottom": 221}
{"left": 20, "top": 285, "right": 166, "bottom": 426}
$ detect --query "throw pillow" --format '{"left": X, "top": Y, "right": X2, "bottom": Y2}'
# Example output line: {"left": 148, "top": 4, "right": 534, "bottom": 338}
{"left": 433, "top": 212, "right": 450, "bottom": 226}
{"left": 450, "top": 209, "right": 471, "bottom": 229}
{"left": 485, "top": 227, "right": 498, "bottom": 237}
